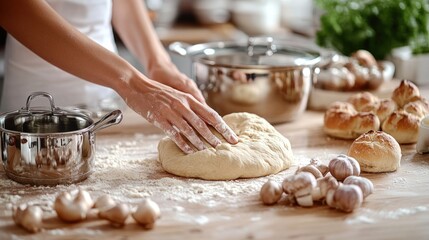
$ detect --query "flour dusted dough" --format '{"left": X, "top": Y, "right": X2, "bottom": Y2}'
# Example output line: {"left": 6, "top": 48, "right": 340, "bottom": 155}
{"left": 158, "top": 112, "right": 294, "bottom": 180}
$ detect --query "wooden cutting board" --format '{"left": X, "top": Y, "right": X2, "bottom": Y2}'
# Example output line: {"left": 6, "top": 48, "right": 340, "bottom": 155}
{"left": 0, "top": 97, "right": 429, "bottom": 239}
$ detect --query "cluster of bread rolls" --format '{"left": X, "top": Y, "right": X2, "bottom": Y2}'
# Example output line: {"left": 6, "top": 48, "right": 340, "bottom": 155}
{"left": 316, "top": 50, "right": 385, "bottom": 91}
{"left": 324, "top": 80, "right": 429, "bottom": 144}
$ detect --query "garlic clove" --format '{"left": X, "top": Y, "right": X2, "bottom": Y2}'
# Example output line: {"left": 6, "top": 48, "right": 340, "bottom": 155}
{"left": 99, "top": 203, "right": 130, "bottom": 226}
{"left": 75, "top": 190, "right": 94, "bottom": 209}
{"left": 132, "top": 199, "right": 161, "bottom": 229}
{"left": 13, "top": 204, "right": 43, "bottom": 233}
{"left": 260, "top": 180, "right": 283, "bottom": 205}
{"left": 54, "top": 190, "right": 93, "bottom": 222}
{"left": 94, "top": 194, "right": 117, "bottom": 211}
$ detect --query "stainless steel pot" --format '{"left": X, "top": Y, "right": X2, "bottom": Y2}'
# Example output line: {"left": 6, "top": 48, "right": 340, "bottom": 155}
{"left": 0, "top": 92, "right": 123, "bottom": 185}
{"left": 169, "top": 37, "right": 323, "bottom": 123}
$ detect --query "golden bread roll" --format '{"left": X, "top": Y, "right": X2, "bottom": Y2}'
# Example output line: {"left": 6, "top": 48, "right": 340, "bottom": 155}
{"left": 324, "top": 102, "right": 380, "bottom": 139}
{"left": 392, "top": 80, "right": 420, "bottom": 108}
{"left": 403, "top": 98, "right": 429, "bottom": 119}
{"left": 373, "top": 98, "right": 397, "bottom": 123}
{"left": 381, "top": 110, "right": 420, "bottom": 144}
{"left": 347, "top": 91, "right": 379, "bottom": 112}
{"left": 351, "top": 50, "right": 377, "bottom": 67}
{"left": 348, "top": 130, "right": 401, "bottom": 172}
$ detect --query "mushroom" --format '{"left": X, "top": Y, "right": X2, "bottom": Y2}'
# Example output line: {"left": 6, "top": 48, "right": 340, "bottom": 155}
{"left": 282, "top": 172, "right": 317, "bottom": 207}
{"left": 13, "top": 204, "right": 43, "bottom": 233}
{"left": 260, "top": 180, "right": 283, "bottom": 205}
{"left": 132, "top": 198, "right": 161, "bottom": 229}
{"left": 328, "top": 154, "right": 361, "bottom": 181}
{"left": 296, "top": 159, "right": 329, "bottom": 179}
{"left": 54, "top": 189, "right": 94, "bottom": 222}
{"left": 326, "top": 184, "right": 363, "bottom": 213}
{"left": 312, "top": 175, "right": 339, "bottom": 201}
{"left": 99, "top": 203, "right": 130, "bottom": 227}
{"left": 343, "top": 175, "right": 374, "bottom": 199}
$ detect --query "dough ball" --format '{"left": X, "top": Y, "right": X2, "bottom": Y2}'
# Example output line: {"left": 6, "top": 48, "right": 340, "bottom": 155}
{"left": 348, "top": 130, "right": 401, "bottom": 173}
{"left": 157, "top": 112, "right": 294, "bottom": 180}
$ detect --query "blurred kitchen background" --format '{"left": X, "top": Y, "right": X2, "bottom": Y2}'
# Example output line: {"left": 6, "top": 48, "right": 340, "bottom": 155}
{"left": 1, "top": 0, "right": 429, "bottom": 93}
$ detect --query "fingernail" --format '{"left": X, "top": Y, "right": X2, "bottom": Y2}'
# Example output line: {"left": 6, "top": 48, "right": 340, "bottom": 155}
{"left": 230, "top": 133, "right": 239, "bottom": 143}
{"left": 214, "top": 138, "right": 222, "bottom": 147}
{"left": 183, "top": 145, "right": 194, "bottom": 154}
{"left": 197, "top": 142, "right": 206, "bottom": 151}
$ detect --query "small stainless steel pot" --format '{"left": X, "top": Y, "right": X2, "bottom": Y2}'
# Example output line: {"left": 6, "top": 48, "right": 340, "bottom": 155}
{"left": 170, "top": 37, "right": 323, "bottom": 123}
{"left": 0, "top": 92, "right": 123, "bottom": 185}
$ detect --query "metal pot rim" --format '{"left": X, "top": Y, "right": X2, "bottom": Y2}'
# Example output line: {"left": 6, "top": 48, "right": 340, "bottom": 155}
{"left": 169, "top": 37, "right": 323, "bottom": 69}
{"left": 0, "top": 92, "right": 123, "bottom": 135}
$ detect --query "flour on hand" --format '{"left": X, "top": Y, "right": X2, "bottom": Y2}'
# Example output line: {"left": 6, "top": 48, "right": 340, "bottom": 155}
{"left": 158, "top": 112, "right": 294, "bottom": 180}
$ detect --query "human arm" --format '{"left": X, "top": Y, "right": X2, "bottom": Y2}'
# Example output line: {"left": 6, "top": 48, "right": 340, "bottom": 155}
{"left": 0, "top": 0, "right": 238, "bottom": 153}
{"left": 111, "top": 0, "right": 206, "bottom": 103}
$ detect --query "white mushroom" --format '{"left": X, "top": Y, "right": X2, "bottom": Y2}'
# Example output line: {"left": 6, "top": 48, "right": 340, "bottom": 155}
{"left": 99, "top": 203, "right": 130, "bottom": 227}
{"left": 295, "top": 164, "right": 323, "bottom": 179}
{"left": 13, "top": 204, "right": 43, "bottom": 233}
{"left": 309, "top": 158, "right": 329, "bottom": 177}
{"left": 132, "top": 198, "right": 161, "bottom": 229}
{"left": 54, "top": 189, "right": 94, "bottom": 222}
{"left": 326, "top": 184, "right": 363, "bottom": 212}
{"left": 260, "top": 180, "right": 283, "bottom": 205}
{"left": 282, "top": 172, "right": 317, "bottom": 207}
{"left": 312, "top": 175, "right": 339, "bottom": 201}
{"left": 343, "top": 175, "right": 374, "bottom": 199}
{"left": 328, "top": 154, "right": 361, "bottom": 181}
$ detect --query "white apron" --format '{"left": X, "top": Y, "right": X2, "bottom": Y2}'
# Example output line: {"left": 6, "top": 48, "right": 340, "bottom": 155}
{"left": 1, "top": 0, "right": 121, "bottom": 113}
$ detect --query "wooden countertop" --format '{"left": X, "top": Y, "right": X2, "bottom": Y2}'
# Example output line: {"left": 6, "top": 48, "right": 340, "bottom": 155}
{"left": 1, "top": 88, "right": 429, "bottom": 239}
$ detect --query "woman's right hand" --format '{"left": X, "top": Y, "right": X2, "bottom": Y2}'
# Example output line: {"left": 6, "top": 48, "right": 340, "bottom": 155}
{"left": 120, "top": 75, "right": 239, "bottom": 154}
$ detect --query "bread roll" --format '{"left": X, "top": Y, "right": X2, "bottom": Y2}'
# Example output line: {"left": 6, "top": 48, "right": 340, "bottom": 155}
{"left": 324, "top": 102, "right": 380, "bottom": 139}
{"left": 381, "top": 110, "right": 420, "bottom": 144}
{"left": 392, "top": 80, "right": 420, "bottom": 108}
{"left": 347, "top": 92, "right": 379, "bottom": 112}
{"left": 373, "top": 98, "right": 397, "bottom": 123}
{"left": 403, "top": 98, "right": 429, "bottom": 119}
{"left": 348, "top": 130, "right": 401, "bottom": 172}
{"left": 351, "top": 50, "right": 377, "bottom": 67}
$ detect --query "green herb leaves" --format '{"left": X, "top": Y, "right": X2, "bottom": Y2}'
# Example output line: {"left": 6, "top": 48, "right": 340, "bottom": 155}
{"left": 315, "top": 0, "right": 429, "bottom": 59}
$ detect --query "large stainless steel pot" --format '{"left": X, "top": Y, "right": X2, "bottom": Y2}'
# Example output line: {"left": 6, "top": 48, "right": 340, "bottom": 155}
{"left": 169, "top": 37, "right": 323, "bottom": 123}
{"left": 0, "top": 92, "right": 123, "bottom": 185}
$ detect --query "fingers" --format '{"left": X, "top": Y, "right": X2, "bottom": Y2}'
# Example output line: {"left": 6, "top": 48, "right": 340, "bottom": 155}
{"left": 167, "top": 112, "right": 208, "bottom": 151}
{"left": 180, "top": 111, "right": 223, "bottom": 148}
{"left": 155, "top": 120, "right": 195, "bottom": 154}
{"left": 190, "top": 102, "right": 239, "bottom": 145}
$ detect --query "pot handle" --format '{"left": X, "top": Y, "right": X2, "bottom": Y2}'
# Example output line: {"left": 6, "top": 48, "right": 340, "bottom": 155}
{"left": 169, "top": 42, "right": 191, "bottom": 56}
{"left": 91, "top": 109, "right": 123, "bottom": 133}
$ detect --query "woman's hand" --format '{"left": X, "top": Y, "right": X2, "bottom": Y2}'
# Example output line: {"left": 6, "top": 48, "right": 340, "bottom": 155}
{"left": 121, "top": 75, "right": 238, "bottom": 154}
{"left": 148, "top": 61, "right": 206, "bottom": 104}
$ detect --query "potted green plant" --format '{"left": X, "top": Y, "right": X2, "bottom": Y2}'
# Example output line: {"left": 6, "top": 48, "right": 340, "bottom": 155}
{"left": 315, "top": 0, "right": 429, "bottom": 60}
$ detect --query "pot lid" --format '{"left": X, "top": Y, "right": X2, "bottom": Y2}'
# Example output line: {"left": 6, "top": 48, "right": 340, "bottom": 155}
{"left": 0, "top": 92, "right": 93, "bottom": 134}
{"left": 169, "top": 37, "right": 322, "bottom": 68}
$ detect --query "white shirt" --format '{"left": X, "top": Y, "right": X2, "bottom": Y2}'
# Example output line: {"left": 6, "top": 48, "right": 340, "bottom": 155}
{"left": 1, "top": 0, "right": 121, "bottom": 113}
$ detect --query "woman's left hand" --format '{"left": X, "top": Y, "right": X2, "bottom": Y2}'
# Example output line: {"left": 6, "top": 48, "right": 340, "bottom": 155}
{"left": 148, "top": 62, "right": 206, "bottom": 104}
